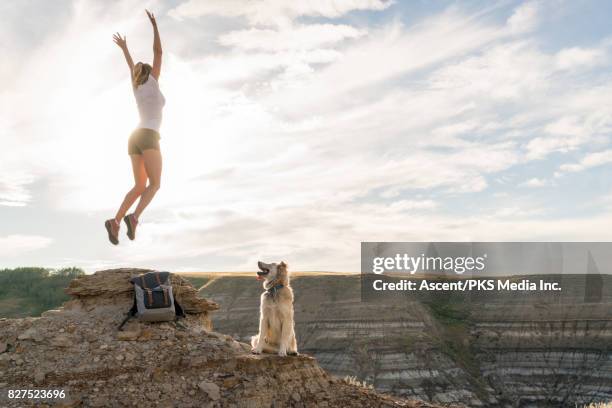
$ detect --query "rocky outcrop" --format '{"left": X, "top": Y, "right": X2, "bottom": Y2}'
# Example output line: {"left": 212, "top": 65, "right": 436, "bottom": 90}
{"left": 65, "top": 268, "right": 219, "bottom": 315}
{"left": 201, "top": 274, "right": 612, "bottom": 407}
{"left": 0, "top": 269, "right": 440, "bottom": 408}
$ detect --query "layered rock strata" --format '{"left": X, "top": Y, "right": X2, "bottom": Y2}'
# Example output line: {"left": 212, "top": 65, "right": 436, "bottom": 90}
{"left": 201, "top": 274, "right": 612, "bottom": 407}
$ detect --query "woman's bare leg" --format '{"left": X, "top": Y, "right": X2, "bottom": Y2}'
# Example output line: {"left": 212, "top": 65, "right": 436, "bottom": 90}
{"left": 133, "top": 149, "right": 162, "bottom": 220}
{"left": 114, "top": 154, "right": 147, "bottom": 223}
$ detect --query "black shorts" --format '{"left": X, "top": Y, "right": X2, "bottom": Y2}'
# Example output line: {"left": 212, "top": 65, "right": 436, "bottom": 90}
{"left": 128, "top": 128, "right": 161, "bottom": 155}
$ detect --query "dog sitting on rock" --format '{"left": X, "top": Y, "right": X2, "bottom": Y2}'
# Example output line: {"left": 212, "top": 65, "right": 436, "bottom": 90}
{"left": 251, "top": 261, "right": 298, "bottom": 357}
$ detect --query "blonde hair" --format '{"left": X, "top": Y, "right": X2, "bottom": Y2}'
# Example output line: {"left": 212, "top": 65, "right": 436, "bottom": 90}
{"left": 132, "top": 62, "right": 152, "bottom": 87}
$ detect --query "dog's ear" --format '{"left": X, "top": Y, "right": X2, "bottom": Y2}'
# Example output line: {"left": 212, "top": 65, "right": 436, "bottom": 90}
{"left": 277, "top": 261, "right": 289, "bottom": 284}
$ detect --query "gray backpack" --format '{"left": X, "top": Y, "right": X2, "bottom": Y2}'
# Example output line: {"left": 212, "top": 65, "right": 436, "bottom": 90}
{"left": 118, "top": 271, "right": 185, "bottom": 330}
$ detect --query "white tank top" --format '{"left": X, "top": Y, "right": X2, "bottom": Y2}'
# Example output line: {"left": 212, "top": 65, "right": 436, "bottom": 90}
{"left": 133, "top": 75, "right": 166, "bottom": 132}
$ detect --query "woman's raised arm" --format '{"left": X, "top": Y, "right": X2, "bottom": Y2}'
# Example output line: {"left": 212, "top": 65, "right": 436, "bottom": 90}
{"left": 146, "top": 10, "right": 162, "bottom": 80}
{"left": 113, "top": 33, "right": 134, "bottom": 74}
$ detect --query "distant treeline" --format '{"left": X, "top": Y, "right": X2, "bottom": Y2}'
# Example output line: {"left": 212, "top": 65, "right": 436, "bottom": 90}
{"left": 0, "top": 267, "right": 85, "bottom": 318}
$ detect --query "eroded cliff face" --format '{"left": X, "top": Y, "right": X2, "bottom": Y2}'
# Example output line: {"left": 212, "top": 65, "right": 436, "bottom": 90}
{"left": 200, "top": 274, "right": 612, "bottom": 407}
{"left": 0, "top": 269, "right": 440, "bottom": 408}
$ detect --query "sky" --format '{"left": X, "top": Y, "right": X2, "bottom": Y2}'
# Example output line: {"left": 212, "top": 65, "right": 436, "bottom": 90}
{"left": 1, "top": 0, "right": 612, "bottom": 273}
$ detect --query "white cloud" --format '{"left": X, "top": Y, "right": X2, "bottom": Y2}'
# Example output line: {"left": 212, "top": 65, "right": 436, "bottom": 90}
{"left": 0, "top": 170, "right": 35, "bottom": 207}
{"left": 558, "top": 149, "right": 612, "bottom": 174}
{"left": 556, "top": 47, "right": 606, "bottom": 70}
{"left": 526, "top": 134, "right": 582, "bottom": 160}
{"left": 387, "top": 200, "right": 438, "bottom": 211}
{"left": 169, "top": 0, "right": 393, "bottom": 26}
{"left": 0, "top": 235, "right": 53, "bottom": 257}
{"left": 430, "top": 41, "right": 550, "bottom": 101}
{"left": 507, "top": 1, "right": 539, "bottom": 34}
{"left": 492, "top": 206, "right": 543, "bottom": 217}
{"left": 219, "top": 24, "right": 365, "bottom": 51}
{"left": 527, "top": 108, "right": 612, "bottom": 159}
{"left": 521, "top": 177, "right": 548, "bottom": 188}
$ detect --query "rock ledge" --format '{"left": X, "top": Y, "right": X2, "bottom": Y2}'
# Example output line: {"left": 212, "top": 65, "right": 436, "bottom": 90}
{"left": 0, "top": 269, "right": 442, "bottom": 407}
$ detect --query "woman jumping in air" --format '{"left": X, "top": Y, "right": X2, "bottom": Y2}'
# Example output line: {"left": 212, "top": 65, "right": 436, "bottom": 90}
{"left": 105, "top": 10, "right": 165, "bottom": 245}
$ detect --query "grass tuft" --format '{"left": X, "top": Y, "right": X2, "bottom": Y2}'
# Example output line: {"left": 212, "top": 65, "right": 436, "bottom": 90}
{"left": 342, "top": 375, "right": 374, "bottom": 390}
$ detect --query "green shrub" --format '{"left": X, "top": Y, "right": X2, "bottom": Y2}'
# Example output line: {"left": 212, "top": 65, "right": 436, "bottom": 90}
{"left": 0, "top": 267, "right": 85, "bottom": 318}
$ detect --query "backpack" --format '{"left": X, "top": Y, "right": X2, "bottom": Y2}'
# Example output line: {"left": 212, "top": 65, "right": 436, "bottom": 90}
{"left": 118, "top": 271, "right": 185, "bottom": 330}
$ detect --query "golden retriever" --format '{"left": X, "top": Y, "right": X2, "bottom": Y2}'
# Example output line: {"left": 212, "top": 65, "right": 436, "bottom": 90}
{"left": 251, "top": 261, "right": 298, "bottom": 357}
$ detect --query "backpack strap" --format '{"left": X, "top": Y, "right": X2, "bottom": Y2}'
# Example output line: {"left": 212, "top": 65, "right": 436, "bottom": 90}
{"left": 174, "top": 297, "right": 186, "bottom": 318}
{"left": 155, "top": 272, "right": 162, "bottom": 286}
{"left": 146, "top": 288, "right": 153, "bottom": 306}
{"left": 117, "top": 297, "right": 138, "bottom": 331}
{"left": 162, "top": 287, "right": 169, "bottom": 306}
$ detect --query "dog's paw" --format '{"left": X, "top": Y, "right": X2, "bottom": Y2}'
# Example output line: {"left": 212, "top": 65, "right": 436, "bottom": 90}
{"left": 288, "top": 351, "right": 299, "bottom": 356}
{"left": 251, "top": 348, "right": 262, "bottom": 355}
{"left": 278, "top": 349, "right": 287, "bottom": 357}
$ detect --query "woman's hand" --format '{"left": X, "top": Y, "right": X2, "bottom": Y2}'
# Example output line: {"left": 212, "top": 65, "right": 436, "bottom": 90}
{"left": 147, "top": 9, "right": 162, "bottom": 79}
{"left": 113, "top": 32, "right": 134, "bottom": 72}
{"left": 146, "top": 9, "right": 157, "bottom": 26}
{"left": 113, "top": 33, "right": 127, "bottom": 49}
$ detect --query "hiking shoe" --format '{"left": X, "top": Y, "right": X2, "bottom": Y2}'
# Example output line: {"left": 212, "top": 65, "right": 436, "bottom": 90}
{"left": 124, "top": 214, "right": 138, "bottom": 240}
{"left": 105, "top": 219, "right": 119, "bottom": 245}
